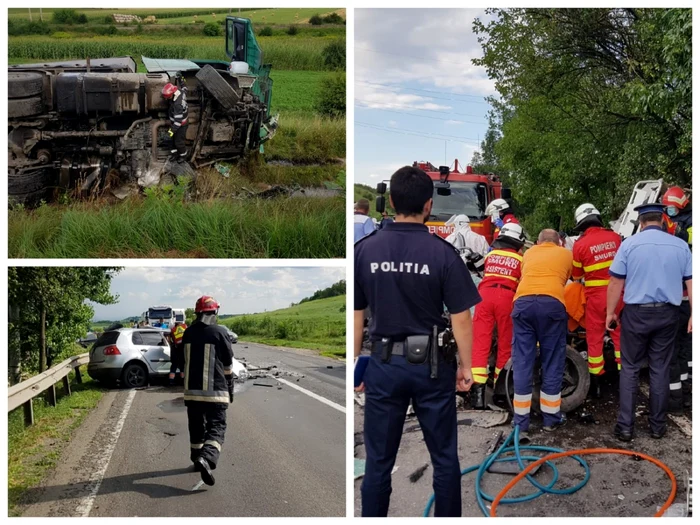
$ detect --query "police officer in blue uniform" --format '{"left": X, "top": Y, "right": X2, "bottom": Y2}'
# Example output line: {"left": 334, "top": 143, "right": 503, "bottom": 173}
{"left": 354, "top": 166, "right": 481, "bottom": 517}
{"left": 606, "top": 203, "right": 693, "bottom": 441}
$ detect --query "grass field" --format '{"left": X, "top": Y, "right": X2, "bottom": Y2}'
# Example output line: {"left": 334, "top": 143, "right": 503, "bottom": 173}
{"left": 8, "top": 368, "right": 104, "bottom": 516}
{"left": 8, "top": 34, "right": 342, "bottom": 71}
{"left": 9, "top": 193, "right": 344, "bottom": 258}
{"left": 222, "top": 295, "right": 346, "bottom": 358}
{"left": 8, "top": 8, "right": 343, "bottom": 25}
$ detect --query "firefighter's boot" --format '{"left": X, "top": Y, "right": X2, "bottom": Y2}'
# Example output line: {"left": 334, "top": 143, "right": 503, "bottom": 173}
{"left": 589, "top": 375, "right": 602, "bottom": 399}
{"left": 471, "top": 383, "right": 486, "bottom": 410}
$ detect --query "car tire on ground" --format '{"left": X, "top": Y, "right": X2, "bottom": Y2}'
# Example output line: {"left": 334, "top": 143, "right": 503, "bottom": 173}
{"left": 8, "top": 95, "right": 44, "bottom": 118}
{"left": 8, "top": 72, "right": 44, "bottom": 99}
{"left": 8, "top": 169, "right": 54, "bottom": 205}
{"left": 121, "top": 363, "right": 148, "bottom": 388}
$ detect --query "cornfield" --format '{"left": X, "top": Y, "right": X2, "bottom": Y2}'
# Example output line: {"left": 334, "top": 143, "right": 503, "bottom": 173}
{"left": 8, "top": 36, "right": 338, "bottom": 71}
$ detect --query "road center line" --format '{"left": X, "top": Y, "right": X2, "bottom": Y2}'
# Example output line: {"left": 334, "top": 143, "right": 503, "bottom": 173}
{"left": 190, "top": 480, "right": 205, "bottom": 491}
{"left": 75, "top": 389, "right": 137, "bottom": 517}
{"left": 275, "top": 377, "right": 346, "bottom": 413}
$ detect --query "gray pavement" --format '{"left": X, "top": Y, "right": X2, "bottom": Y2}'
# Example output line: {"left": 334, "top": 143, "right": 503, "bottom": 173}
{"left": 21, "top": 342, "right": 346, "bottom": 517}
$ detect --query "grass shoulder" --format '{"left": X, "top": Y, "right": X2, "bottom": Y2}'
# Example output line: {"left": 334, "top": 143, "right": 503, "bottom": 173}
{"left": 8, "top": 367, "right": 104, "bottom": 516}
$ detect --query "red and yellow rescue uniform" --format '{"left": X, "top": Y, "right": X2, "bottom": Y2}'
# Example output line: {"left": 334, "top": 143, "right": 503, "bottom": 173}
{"left": 572, "top": 227, "right": 623, "bottom": 373}
{"left": 472, "top": 248, "right": 523, "bottom": 385}
{"left": 172, "top": 323, "right": 187, "bottom": 344}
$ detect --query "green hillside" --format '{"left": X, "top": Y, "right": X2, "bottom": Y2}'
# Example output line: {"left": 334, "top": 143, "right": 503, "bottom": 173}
{"left": 354, "top": 183, "right": 394, "bottom": 220}
{"left": 222, "top": 295, "right": 346, "bottom": 358}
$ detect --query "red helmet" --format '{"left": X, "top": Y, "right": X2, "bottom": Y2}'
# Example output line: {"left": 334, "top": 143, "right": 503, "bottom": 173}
{"left": 162, "top": 83, "right": 178, "bottom": 99}
{"left": 662, "top": 186, "right": 689, "bottom": 209}
{"left": 195, "top": 295, "right": 220, "bottom": 313}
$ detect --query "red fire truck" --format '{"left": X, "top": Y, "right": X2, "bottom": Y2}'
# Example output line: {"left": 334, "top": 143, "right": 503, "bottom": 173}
{"left": 376, "top": 160, "right": 511, "bottom": 244}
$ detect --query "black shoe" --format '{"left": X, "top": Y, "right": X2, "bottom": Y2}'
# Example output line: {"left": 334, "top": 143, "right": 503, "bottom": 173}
{"left": 543, "top": 415, "right": 567, "bottom": 432}
{"left": 650, "top": 427, "right": 667, "bottom": 439}
{"left": 589, "top": 375, "right": 602, "bottom": 399}
{"left": 195, "top": 457, "right": 215, "bottom": 486}
{"left": 614, "top": 427, "right": 633, "bottom": 442}
{"left": 668, "top": 401, "right": 684, "bottom": 414}
{"left": 471, "top": 384, "right": 486, "bottom": 410}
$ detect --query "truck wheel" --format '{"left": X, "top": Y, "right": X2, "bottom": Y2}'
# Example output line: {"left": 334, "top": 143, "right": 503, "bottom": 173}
{"left": 121, "top": 363, "right": 148, "bottom": 388}
{"left": 8, "top": 72, "right": 44, "bottom": 98}
{"left": 502, "top": 345, "right": 590, "bottom": 415}
{"left": 8, "top": 169, "right": 54, "bottom": 205}
{"left": 9, "top": 96, "right": 43, "bottom": 118}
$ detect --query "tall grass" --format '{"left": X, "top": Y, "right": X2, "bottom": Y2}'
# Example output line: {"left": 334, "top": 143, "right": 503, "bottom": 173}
{"left": 8, "top": 35, "right": 342, "bottom": 71}
{"left": 9, "top": 194, "right": 344, "bottom": 259}
{"left": 267, "top": 114, "right": 346, "bottom": 162}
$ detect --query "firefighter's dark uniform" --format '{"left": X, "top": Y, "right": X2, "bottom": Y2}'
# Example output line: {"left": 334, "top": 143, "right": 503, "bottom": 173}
{"left": 182, "top": 320, "right": 234, "bottom": 468}
{"left": 610, "top": 213, "right": 692, "bottom": 438}
{"left": 355, "top": 222, "right": 481, "bottom": 517}
{"left": 669, "top": 206, "right": 692, "bottom": 407}
{"left": 169, "top": 90, "right": 188, "bottom": 160}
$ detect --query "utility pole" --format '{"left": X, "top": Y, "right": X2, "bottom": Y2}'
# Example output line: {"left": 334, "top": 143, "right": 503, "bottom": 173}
{"left": 39, "top": 8, "right": 43, "bottom": 21}
{"left": 28, "top": 8, "right": 32, "bottom": 21}
{"left": 444, "top": 141, "right": 447, "bottom": 165}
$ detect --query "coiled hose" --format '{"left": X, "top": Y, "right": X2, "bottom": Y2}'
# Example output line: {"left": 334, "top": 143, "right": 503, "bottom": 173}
{"left": 423, "top": 426, "right": 677, "bottom": 517}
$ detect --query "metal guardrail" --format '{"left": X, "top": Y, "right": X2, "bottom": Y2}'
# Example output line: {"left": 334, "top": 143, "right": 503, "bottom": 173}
{"left": 8, "top": 353, "right": 90, "bottom": 427}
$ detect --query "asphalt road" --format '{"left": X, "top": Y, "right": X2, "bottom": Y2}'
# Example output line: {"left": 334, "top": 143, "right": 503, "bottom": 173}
{"left": 21, "top": 342, "right": 346, "bottom": 517}
{"left": 354, "top": 374, "right": 692, "bottom": 517}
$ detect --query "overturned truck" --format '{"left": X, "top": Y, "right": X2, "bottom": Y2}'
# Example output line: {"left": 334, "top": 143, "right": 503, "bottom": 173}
{"left": 8, "top": 17, "right": 278, "bottom": 204}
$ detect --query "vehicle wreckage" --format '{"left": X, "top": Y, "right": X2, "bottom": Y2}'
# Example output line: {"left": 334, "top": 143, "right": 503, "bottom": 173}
{"left": 8, "top": 17, "right": 278, "bottom": 204}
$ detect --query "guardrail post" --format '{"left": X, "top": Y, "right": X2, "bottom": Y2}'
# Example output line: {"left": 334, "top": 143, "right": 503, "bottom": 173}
{"left": 46, "top": 384, "right": 57, "bottom": 407}
{"left": 23, "top": 399, "right": 34, "bottom": 427}
{"left": 63, "top": 375, "right": 72, "bottom": 397}
{"left": 74, "top": 366, "right": 83, "bottom": 384}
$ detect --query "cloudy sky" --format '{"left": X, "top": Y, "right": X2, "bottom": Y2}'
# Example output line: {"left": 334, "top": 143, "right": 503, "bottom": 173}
{"left": 90, "top": 266, "right": 346, "bottom": 320}
{"left": 355, "top": 8, "right": 497, "bottom": 186}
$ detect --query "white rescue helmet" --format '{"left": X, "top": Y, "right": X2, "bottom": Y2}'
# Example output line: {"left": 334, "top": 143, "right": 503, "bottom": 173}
{"left": 485, "top": 198, "right": 510, "bottom": 217}
{"left": 574, "top": 203, "right": 601, "bottom": 228}
{"left": 498, "top": 222, "right": 525, "bottom": 243}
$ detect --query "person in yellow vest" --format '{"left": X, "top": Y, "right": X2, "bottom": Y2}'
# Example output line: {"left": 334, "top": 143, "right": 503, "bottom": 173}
{"left": 169, "top": 321, "right": 187, "bottom": 386}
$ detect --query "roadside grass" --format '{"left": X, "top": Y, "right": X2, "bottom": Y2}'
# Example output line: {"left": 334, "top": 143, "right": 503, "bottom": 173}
{"left": 267, "top": 114, "right": 346, "bottom": 162}
{"left": 8, "top": 34, "right": 343, "bottom": 71}
{"left": 8, "top": 367, "right": 104, "bottom": 516}
{"left": 223, "top": 295, "right": 346, "bottom": 358}
{"left": 8, "top": 195, "right": 345, "bottom": 258}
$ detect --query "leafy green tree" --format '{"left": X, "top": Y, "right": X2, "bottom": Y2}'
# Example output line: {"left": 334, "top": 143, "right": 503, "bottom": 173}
{"left": 473, "top": 8, "right": 691, "bottom": 234}
{"left": 8, "top": 267, "right": 121, "bottom": 381}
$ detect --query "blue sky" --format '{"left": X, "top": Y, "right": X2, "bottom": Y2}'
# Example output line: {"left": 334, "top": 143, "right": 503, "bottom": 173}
{"left": 355, "top": 8, "right": 497, "bottom": 186}
{"left": 90, "top": 266, "right": 346, "bottom": 321}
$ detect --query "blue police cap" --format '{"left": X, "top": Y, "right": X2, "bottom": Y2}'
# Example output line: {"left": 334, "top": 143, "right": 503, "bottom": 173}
{"left": 634, "top": 202, "right": 665, "bottom": 215}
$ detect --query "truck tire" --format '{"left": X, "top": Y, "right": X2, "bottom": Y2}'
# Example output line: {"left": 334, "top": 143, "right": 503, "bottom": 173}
{"left": 8, "top": 96, "right": 44, "bottom": 118}
{"left": 8, "top": 72, "right": 44, "bottom": 99}
{"left": 195, "top": 64, "right": 240, "bottom": 111}
{"left": 8, "top": 169, "right": 54, "bottom": 205}
{"left": 502, "top": 345, "right": 590, "bottom": 415}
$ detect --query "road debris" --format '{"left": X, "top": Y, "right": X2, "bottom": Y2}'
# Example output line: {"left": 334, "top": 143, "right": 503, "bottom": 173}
{"left": 409, "top": 463, "right": 430, "bottom": 483}
{"left": 253, "top": 383, "right": 273, "bottom": 388}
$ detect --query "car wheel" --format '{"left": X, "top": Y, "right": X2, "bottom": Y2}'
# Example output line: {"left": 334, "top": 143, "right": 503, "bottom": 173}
{"left": 121, "top": 363, "right": 148, "bottom": 388}
{"left": 8, "top": 72, "right": 44, "bottom": 98}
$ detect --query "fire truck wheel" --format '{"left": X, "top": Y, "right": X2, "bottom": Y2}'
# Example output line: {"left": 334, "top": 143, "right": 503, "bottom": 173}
{"left": 8, "top": 72, "right": 44, "bottom": 99}
{"left": 8, "top": 96, "right": 44, "bottom": 119}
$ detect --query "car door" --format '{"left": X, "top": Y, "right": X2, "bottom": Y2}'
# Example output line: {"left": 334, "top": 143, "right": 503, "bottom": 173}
{"left": 134, "top": 330, "right": 172, "bottom": 375}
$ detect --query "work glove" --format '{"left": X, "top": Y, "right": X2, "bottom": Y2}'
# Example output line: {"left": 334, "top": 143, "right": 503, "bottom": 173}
{"left": 226, "top": 375, "right": 235, "bottom": 403}
{"left": 493, "top": 217, "right": 504, "bottom": 229}
{"left": 168, "top": 129, "right": 174, "bottom": 137}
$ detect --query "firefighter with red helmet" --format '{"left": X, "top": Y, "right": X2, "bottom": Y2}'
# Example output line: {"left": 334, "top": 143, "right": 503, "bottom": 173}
{"left": 485, "top": 198, "right": 519, "bottom": 237}
{"left": 572, "top": 203, "right": 623, "bottom": 398}
{"left": 168, "top": 321, "right": 188, "bottom": 386}
{"left": 662, "top": 185, "right": 692, "bottom": 410}
{"left": 161, "top": 82, "right": 189, "bottom": 163}
{"left": 182, "top": 295, "right": 235, "bottom": 486}
{"left": 470, "top": 222, "right": 526, "bottom": 409}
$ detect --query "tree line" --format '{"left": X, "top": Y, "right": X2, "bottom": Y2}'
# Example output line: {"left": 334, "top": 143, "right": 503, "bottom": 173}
{"left": 8, "top": 267, "right": 121, "bottom": 384}
{"left": 295, "top": 280, "right": 346, "bottom": 306}
{"left": 470, "top": 8, "right": 691, "bottom": 235}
